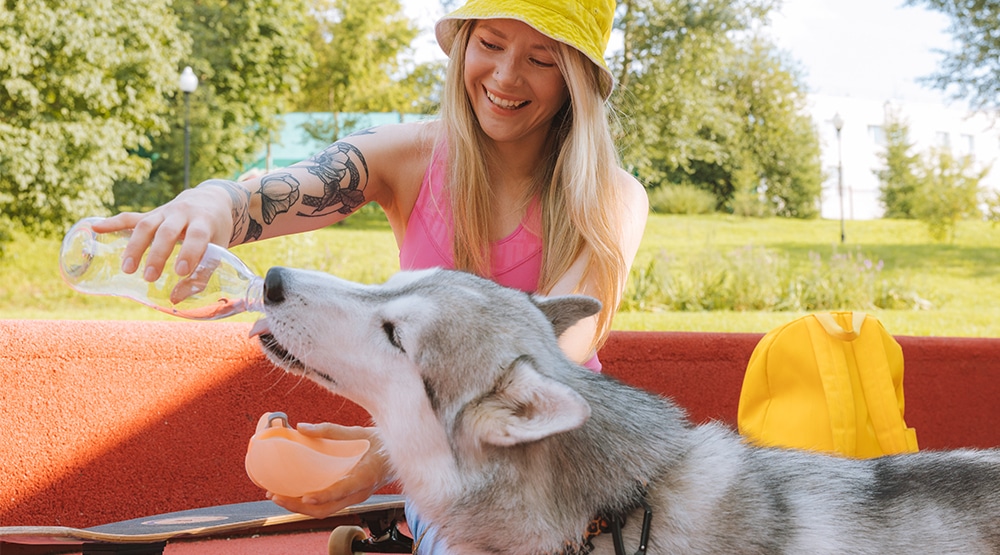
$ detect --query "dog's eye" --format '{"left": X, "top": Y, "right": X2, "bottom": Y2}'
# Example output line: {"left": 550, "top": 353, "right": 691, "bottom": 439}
{"left": 382, "top": 321, "right": 405, "bottom": 352}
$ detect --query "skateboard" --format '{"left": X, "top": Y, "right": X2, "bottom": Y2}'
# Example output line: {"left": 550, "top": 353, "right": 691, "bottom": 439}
{"left": 0, "top": 494, "right": 407, "bottom": 555}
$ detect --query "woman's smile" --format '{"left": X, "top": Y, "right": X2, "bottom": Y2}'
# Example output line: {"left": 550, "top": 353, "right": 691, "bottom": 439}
{"left": 483, "top": 86, "right": 529, "bottom": 110}
{"left": 464, "top": 19, "right": 569, "bottom": 146}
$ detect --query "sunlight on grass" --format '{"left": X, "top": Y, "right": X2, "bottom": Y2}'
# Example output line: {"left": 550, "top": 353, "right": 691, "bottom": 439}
{"left": 3, "top": 213, "right": 1000, "bottom": 338}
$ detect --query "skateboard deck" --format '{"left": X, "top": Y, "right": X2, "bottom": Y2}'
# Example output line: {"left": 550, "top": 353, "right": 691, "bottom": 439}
{"left": 0, "top": 494, "right": 405, "bottom": 552}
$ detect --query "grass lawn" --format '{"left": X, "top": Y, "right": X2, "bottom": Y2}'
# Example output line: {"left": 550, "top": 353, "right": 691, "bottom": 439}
{"left": 3, "top": 212, "right": 1000, "bottom": 338}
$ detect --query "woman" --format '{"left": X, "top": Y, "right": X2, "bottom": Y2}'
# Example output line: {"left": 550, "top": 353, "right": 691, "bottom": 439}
{"left": 97, "top": 0, "right": 647, "bottom": 547}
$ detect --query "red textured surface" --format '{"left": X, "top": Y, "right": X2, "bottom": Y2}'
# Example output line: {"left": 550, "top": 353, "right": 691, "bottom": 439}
{"left": 2, "top": 321, "right": 1000, "bottom": 532}
{"left": 0, "top": 319, "right": 375, "bottom": 529}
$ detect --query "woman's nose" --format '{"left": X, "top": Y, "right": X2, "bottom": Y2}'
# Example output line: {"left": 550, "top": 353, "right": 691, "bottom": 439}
{"left": 492, "top": 56, "right": 522, "bottom": 87}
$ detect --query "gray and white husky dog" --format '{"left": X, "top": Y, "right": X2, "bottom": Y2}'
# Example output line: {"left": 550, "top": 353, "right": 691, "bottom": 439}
{"left": 254, "top": 267, "right": 1000, "bottom": 555}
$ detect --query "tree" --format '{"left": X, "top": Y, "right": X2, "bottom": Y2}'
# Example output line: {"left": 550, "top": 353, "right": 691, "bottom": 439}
{"left": 724, "top": 36, "right": 822, "bottom": 218}
{"left": 612, "top": 0, "right": 820, "bottom": 217}
{"left": 913, "top": 147, "right": 989, "bottom": 242}
{"left": 119, "top": 0, "right": 315, "bottom": 209}
{"left": 292, "top": 0, "right": 443, "bottom": 143}
{"left": 396, "top": 59, "right": 448, "bottom": 116}
{"left": 612, "top": 0, "right": 746, "bottom": 193}
{"left": 875, "top": 110, "right": 922, "bottom": 219}
{"left": 873, "top": 105, "right": 991, "bottom": 240}
{"left": 0, "top": 0, "right": 186, "bottom": 240}
{"left": 905, "top": 0, "right": 1000, "bottom": 112}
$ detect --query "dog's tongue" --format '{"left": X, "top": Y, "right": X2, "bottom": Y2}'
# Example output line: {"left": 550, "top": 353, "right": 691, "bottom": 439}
{"left": 248, "top": 319, "right": 271, "bottom": 338}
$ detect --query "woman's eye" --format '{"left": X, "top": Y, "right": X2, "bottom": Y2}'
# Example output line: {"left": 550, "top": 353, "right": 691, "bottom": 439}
{"left": 479, "top": 38, "right": 501, "bottom": 51}
{"left": 531, "top": 58, "right": 555, "bottom": 68}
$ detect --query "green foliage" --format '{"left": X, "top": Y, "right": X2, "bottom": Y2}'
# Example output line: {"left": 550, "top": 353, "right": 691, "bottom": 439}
{"left": 876, "top": 110, "right": 922, "bottom": 219}
{"left": 291, "top": 0, "right": 443, "bottom": 143}
{"left": 119, "top": 0, "right": 316, "bottom": 207}
{"left": 730, "top": 185, "right": 773, "bottom": 218}
{"left": 905, "top": 0, "right": 1000, "bottom": 112}
{"left": 396, "top": 60, "right": 448, "bottom": 116}
{"left": 983, "top": 189, "right": 1000, "bottom": 225}
{"left": 875, "top": 110, "right": 991, "bottom": 241}
{"left": 913, "top": 147, "right": 989, "bottom": 242}
{"left": 613, "top": 0, "right": 744, "bottom": 191}
{"left": 0, "top": 0, "right": 186, "bottom": 236}
{"left": 647, "top": 184, "right": 717, "bottom": 214}
{"left": 621, "top": 245, "right": 926, "bottom": 312}
{"left": 724, "top": 37, "right": 822, "bottom": 218}
{"left": 612, "top": 0, "right": 820, "bottom": 218}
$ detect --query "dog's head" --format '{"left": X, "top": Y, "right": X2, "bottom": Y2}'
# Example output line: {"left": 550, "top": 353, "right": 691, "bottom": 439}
{"left": 253, "top": 267, "right": 601, "bottom": 448}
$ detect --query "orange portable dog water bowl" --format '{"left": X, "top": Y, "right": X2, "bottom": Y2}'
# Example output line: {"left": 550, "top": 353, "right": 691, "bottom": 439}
{"left": 245, "top": 412, "right": 369, "bottom": 498}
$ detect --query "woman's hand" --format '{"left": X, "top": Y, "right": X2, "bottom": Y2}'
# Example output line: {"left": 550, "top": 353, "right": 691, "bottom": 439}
{"left": 267, "top": 423, "right": 394, "bottom": 519}
{"left": 91, "top": 182, "right": 238, "bottom": 282}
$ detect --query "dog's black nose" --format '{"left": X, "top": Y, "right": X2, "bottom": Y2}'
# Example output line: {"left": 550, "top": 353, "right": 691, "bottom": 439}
{"left": 263, "top": 268, "right": 286, "bottom": 304}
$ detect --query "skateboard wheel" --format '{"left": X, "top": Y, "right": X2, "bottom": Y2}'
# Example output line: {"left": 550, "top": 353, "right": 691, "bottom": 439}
{"left": 328, "top": 525, "right": 368, "bottom": 555}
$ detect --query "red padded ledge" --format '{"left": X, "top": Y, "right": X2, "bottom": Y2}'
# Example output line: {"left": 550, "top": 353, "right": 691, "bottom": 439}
{"left": 1, "top": 321, "right": 999, "bottom": 528}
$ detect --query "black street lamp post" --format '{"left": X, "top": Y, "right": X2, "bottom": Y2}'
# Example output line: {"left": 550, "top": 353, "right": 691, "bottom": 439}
{"left": 832, "top": 112, "right": 845, "bottom": 244}
{"left": 179, "top": 66, "right": 199, "bottom": 189}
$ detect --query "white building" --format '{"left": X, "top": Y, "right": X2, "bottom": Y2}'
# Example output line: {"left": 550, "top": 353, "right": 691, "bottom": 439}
{"left": 808, "top": 94, "right": 1000, "bottom": 220}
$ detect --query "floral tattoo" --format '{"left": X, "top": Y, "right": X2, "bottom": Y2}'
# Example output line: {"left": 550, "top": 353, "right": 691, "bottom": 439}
{"left": 298, "top": 141, "right": 369, "bottom": 217}
{"left": 258, "top": 172, "right": 301, "bottom": 225}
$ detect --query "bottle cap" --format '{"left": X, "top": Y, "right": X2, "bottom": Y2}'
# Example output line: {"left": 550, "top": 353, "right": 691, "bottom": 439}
{"left": 244, "top": 412, "right": 369, "bottom": 497}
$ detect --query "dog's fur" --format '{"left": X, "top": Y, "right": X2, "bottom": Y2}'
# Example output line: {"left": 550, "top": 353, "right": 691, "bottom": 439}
{"left": 255, "top": 267, "right": 1000, "bottom": 554}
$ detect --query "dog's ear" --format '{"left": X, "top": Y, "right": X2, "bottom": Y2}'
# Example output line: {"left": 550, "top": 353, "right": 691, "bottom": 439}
{"left": 471, "top": 357, "right": 591, "bottom": 447}
{"left": 532, "top": 295, "right": 602, "bottom": 338}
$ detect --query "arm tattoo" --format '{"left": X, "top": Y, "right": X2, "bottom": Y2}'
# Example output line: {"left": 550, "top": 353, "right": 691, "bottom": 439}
{"left": 258, "top": 172, "right": 301, "bottom": 225}
{"left": 196, "top": 179, "right": 260, "bottom": 245}
{"left": 344, "top": 127, "right": 376, "bottom": 138}
{"left": 297, "top": 141, "right": 369, "bottom": 218}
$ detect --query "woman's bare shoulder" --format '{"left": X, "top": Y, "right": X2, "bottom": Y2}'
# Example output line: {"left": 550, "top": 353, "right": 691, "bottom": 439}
{"left": 341, "top": 120, "right": 441, "bottom": 157}
{"left": 338, "top": 120, "right": 443, "bottom": 206}
{"left": 614, "top": 167, "right": 649, "bottom": 213}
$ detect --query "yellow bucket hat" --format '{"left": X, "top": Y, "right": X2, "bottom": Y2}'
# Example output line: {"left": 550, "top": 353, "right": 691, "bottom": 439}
{"left": 435, "top": 0, "right": 616, "bottom": 99}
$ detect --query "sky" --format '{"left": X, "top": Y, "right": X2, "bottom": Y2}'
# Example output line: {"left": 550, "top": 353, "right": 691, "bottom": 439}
{"left": 766, "top": 0, "right": 956, "bottom": 105}
{"left": 401, "top": 0, "right": 958, "bottom": 106}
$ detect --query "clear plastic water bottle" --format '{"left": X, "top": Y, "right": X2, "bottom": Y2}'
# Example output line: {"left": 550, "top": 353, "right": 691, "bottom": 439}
{"left": 59, "top": 216, "right": 264, "bottom": 320}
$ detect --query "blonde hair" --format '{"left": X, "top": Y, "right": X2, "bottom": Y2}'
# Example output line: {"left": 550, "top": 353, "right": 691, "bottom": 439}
{"left": 439, "top": 21, "right": 626, "bottom": 351}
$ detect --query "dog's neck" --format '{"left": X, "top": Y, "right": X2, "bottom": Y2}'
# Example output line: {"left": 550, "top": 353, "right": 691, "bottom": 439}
{"left": 540, "top": 488, "right": 652, "bottom": 555}
{"left": 372, "top": 383, "right": 465, "bottom": 510}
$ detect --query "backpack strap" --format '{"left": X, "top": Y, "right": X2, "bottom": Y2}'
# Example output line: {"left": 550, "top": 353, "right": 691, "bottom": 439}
{"left": 849, "top": 316, "right": 918, "bottom": 454}
{"left": 814, "top": 312, "right": 915, "bottom": 455}
{"left": 805, "top": 314, "right": 859, "bottom": 456}
{"left": 814, "top": 312, "right": 866, "bottom": 341}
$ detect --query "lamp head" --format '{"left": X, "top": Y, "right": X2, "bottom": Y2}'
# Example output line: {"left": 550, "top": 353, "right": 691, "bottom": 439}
{"left": 179, "top": 66, "right": 198, "bottom": 94}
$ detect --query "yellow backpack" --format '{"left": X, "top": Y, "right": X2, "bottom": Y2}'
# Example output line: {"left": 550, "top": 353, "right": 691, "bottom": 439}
{"left": 738, "top": 312, "right": 919, "bottom": 458}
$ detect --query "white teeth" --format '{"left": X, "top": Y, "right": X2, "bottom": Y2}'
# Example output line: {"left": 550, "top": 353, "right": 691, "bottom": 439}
{"left": 486, "top": 89, "right": 526, "bottom": 109}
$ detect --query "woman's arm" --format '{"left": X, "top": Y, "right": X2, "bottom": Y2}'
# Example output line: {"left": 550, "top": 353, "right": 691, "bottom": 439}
{"left": 549, "top": 169, "right": 648, "bottom": 364}
{"left": 94, "top": 122, "right": 435, "bottom": 282}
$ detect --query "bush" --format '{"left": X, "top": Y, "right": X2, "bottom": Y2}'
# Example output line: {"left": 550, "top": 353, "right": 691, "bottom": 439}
{"left": 730, "top": 189, "right": 773, "bottom": 218}
{"left": 647, "top": 185, "right": 716, "bottom": 215}
{"left": 621, "top": 245, "right": 928, "bottom": 312}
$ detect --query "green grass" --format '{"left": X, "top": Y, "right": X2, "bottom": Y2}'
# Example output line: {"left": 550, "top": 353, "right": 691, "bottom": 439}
{"left": 623, "top": 215, "right": 1000, "bottom": 336}
{"left": 4, "top": 212, "right": 1000, "bottom": 337}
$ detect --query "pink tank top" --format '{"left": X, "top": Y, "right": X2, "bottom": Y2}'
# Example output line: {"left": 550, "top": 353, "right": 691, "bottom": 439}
{"left": 399, "top": 148, "right": 543, "bottom": 292}
{"left": 399, "top": 148, "right": 602, "bottom": 372}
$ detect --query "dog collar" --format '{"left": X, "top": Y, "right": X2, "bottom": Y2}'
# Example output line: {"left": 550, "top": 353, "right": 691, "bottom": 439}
{"left": 543, "top": 489, "right": 653, "bottom": 555}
